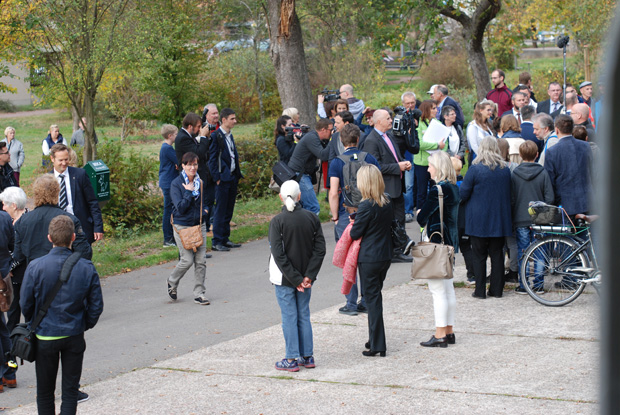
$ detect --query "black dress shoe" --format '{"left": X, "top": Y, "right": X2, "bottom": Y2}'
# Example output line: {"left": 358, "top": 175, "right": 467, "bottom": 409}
{"left": 471, "top": 292, "right": 486, "bottom": 299}
{"left": 365, "top": 342, "right": 371, "bottom": 349}
{"left": 391, "top": 253, "right": 413, "bottom": 263}
{"left": 403, "top": 239, "right": 415, "bottom": 256}
{"left": 487, "top": 291, "right": 503, "bottom": 298}
{"left": 362, "top": 350, "right": 386, "bottom": 357}
{"left": 224, "top": 241, "right": 241, "bottom": 248}
{"left": 446, "top": 333, "right": 456, "bottom": 344}
{"left": 212, "top": 244, "right": 230, "bottom": 252}
{"left": 420, "top": 335, "right": 448, "bottom": 348}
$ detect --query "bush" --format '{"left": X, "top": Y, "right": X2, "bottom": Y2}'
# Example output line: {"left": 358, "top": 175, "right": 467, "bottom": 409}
{"left": 418, "top": 50, "right": 472, "bottom": 92}
{"left": 236, "top": 126, "right": 279, "bottom": 200}
{"left": 97, "top": 139, "right": 162, "bottom": 237}
{"left": 531, "top": 65, "right": 585, "bottom": 101}
{"left": 0, "top": 99, "right": 17, "bottom": 113}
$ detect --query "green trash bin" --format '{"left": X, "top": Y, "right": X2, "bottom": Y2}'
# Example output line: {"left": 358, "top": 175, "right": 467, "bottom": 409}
{"left": 84, "top": 160, "right": 110, "bottom": 206}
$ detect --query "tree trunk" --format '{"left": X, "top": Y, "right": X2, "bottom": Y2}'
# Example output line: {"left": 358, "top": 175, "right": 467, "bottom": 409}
{"left": 463, "top": 26, "right": 493, "bottom": 102}
{"left": 82, "top": 95, "right": 97, "bottom": 163}
{"left": 253, "top": 38, "right": 265, "bottom": 121}
{"left": 266, "top": 0, "right": 315, "bottom": 128}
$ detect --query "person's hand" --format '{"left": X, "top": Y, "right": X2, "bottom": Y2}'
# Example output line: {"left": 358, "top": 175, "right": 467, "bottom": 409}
{"left": 199, "top": 125, "right": 210, "bottom": 137}
{"left": 318, "top": 94, "right": 325, "bottom": 104}
{"left": 438, "top": 139, "right": 446, "bottom": 150}
{"left": 182, "top": 183, "right": 194, "bottom": 191}
{"left": 399, "top": 161, "right": 411, "bottom": 171}
{"left": 94, "top": 232, "right": 104, "bottom": 242}
{"left": 216, "top": 180, "right": 221, "bottom": 185}
{"left": 301, "top": 277, "right": 312, "bottom": 289}
{"left": 416, "top": 209, "right": 421, "bottom": 216}
{"left": 363, "top": 106, "right": 371, "bottom": 114}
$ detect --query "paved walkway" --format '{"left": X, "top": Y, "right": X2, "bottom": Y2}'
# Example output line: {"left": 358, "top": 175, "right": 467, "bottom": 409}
{"left": 6, "top": 257, "right": 599, "bottom": 414}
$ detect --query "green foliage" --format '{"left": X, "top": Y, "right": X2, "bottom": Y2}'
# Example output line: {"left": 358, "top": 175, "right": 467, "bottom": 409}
{"left": 419, "top": 50, "right": 473, "bottom": 91}
{"left": 531, "top": 65, "right": 585, "bottom": 101}
{"left": 0, "top": 99, "right": 17, "bottom": 112}
{"left": 201, "top": 49, "right": 281, "bottom": 123}
{"left": 97, "top": 139, "right": 162, "bottom": 236}
{"left": 236, "top": 131, "right": 279, "bottom": 200}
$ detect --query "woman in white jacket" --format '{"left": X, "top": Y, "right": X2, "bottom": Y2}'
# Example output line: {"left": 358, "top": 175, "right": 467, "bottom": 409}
{"left": 466, "top": 100, "right": 495, "bottom": 162}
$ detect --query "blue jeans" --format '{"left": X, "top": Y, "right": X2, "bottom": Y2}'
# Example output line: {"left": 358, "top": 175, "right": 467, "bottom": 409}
{"left": 161, "top": 187, "right": 173, "bottom": 243}
{"left": 516, "top": 227, "right": 543, "bottom": 289}
{"left": 275, "top": 284, "right": 313, "bottom": 359}
{"left": 404, "top": 168, "right": 415, "bottom": 215}
{"left": 299, "top": 174, "right": 320, "bottom": 215}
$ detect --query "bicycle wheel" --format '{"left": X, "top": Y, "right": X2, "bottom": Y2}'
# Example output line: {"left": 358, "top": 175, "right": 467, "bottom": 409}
{"left": 519, "top": 235, "right": 589, "bottom": 306}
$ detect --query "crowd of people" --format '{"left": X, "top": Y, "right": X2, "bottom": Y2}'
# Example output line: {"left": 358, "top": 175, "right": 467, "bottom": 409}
{"left": 0, "top": 124, "right": 104, "bottom": 410}
{"left": 267, "top": 73, "right": 595, "bottom": 368}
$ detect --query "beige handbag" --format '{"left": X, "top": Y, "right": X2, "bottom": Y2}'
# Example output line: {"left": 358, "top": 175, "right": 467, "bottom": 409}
{"left": 172, "top": 181, "right": 204, "bottom": 252}
{"left": 411, "top": 185, "right": 455, "bottom": 280}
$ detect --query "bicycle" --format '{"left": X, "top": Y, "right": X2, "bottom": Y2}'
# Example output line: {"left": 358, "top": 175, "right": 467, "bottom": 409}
{"left": 519, "top": 214, "right": 601, "bottom": 306}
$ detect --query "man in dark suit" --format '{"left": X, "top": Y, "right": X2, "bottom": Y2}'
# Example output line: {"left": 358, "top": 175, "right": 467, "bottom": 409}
{"left": 50, "top": 144, "right": 103, "bottom": 244}
{"left": 501, "top": 91, "right": 528, "bottom": 123}
{"left": 362, "top": 109, "right": 412, "bottom": 263}
{"left": 208, "top": 108, "right": 243, "bottom": 252}
{"left": 431, "top": 85, "right": 464, "bottom": 128}
{"left": 519, "top": 105, "right": 542, "bottom": 154}
{"left": 175, "top": 112, "right": 215, "bottom": 258}
{"left": 544, "top": 115, "right": 592, "bottom": 216}
{"left": 537, "top": 82, "right": 563, "bottom": 115}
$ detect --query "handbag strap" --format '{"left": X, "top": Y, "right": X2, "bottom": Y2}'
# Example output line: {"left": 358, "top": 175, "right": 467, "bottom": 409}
{"left": 30, "top": 251, "right": 82, "bottom": 332}
{"left": 436, "top": 184, "right": 445, "bottom": 244}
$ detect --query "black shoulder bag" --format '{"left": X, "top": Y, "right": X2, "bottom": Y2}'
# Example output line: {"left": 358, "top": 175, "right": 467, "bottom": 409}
{"left": 10, "top": 252, "right": 82, "bottom": 363}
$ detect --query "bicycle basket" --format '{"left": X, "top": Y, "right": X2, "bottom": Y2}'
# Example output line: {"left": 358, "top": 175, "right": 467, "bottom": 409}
{"left": 528, "top": 201, "right": 564, "bottom": 225}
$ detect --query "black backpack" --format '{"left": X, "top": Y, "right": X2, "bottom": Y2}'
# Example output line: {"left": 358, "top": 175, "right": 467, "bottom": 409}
{"left": 337, "top": 152, "right": 369, "bottom": 208}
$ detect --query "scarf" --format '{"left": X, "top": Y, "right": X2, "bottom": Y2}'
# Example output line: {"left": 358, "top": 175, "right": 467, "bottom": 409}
{"left": 181, "top": 170, "right": 201, "bottom": 198}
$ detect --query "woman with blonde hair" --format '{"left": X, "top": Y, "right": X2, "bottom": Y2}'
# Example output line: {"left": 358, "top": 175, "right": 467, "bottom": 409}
{"left": 2, "top": 127, "right": 25, "bottom": 185}
{"left": 466, "top": 100, "right": 495, "bottom": 161}
{"left": 350, "top": 165, "right": 393, "bottom": 356}
{"left": 269, "top": 180, "right": 326, "bottom": 371}
{"left": 415, "top": 152, "right": 460, "bottom": 347}
{"left": 460, "top": 137, "right": 512, "bottom": 299}
{"left": 282, "top": 108, "right": 300, "bottom": 125}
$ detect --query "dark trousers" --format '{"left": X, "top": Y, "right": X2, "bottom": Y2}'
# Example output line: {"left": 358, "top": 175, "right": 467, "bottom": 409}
{"left": 471, "top": 236, "right": 505, "bottom": 297}
{"left": 414, "top": 163, "right": 431, "bottom": 209}
{"left": 35, "top": 333, "right": 86, "bottom": 415}
{"left": 459, "top": 234, "right": 475, "bottom": 279}
{"left": 204, "top": 180, "right": 216, "bottom": 231}
{"left": 212, "top": 178, "right": 238, "bottom": 246}
{"left": 358, "top": 260, "right": 391, "bottom": 352}
{"left": 162, "top": 187, "right": 174, "bottom": 243}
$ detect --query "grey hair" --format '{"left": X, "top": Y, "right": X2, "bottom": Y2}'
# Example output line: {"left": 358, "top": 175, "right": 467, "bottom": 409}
{"left": 280, "top": 180, "right": 300, "bottom": 212}
{"left": 472, "top": 137, "right": 506, "bottom": 170}
{"left": 401, "top": 91, "right": 416, "bottom": 102}
{"left": 204, "top": 103, "right": 218, "bottom": 112}
{"left": 532, "top": 113, "right": 554, "bottom": 131}
{"left": 0, "top": 186, "right": 28, "bottom": 210}
{"left": 436, "top": 85, "right": 449, "bottom": 96}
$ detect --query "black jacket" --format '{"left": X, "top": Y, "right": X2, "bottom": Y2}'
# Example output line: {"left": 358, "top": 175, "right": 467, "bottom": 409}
{"left": 350, "top": 198, "right": 394, "bottom": 262}
{"left": 511, "top": 162, "right": 555, "bottom": 228}
{"left": 208, "top": 128, "right": 243, "bottom": 183}
{"left": 361, "top": 129, "right": 404, "bottom": 198}
{"left": 170, "top": 175, "right": 208, "bottom": 226}
{"left": 269, "top": 204, "right": 326, "bottom": 288}
{"left": 13, "top": 204, "right": 92, "bottom": 266}
{"left": 175, "top": 128, "right": 212, "bottom": 182}
{"left": 417, "top": 182, "right": 460, "bottom": 251}
{"left": 275, "top": 135, "right": 295, "bottom": 164}
{"left": 65, "top": 166, "right": 104, "bottom": 244}
{"left": 287, "top": 131, "right": 331, "bottom": 175}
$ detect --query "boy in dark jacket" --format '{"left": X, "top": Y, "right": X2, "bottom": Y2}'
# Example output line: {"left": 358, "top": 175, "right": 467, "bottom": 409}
{"left": 511, "top": 141, "right": 554, "bottom": 293}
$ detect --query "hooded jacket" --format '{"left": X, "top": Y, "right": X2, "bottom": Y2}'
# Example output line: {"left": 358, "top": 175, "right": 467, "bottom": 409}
{"left": 511, "top": 162, "right": 555, "bottom": 227}
{"left": 347, "top": 98, "right": 365, "bottom": 119}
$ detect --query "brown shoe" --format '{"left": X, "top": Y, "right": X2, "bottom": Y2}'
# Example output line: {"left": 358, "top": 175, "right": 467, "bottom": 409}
{"left": 3, "top": 377, "right": 17, "bottom": 388}
{"left": 0, "top": 383, "right": 3, "bottom": 392}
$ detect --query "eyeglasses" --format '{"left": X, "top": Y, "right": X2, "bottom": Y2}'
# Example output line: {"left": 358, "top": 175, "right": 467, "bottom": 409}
{"left": 0, "top": 151, "right": 9, "bottom": 155}
{"left": 186, "top": 163, "right": 198, "bottom": 167}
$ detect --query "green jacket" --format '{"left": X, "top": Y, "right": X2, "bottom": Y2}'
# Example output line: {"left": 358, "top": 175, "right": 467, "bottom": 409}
{"left": 414, "top": 120, "right": 448, "bottom": 166}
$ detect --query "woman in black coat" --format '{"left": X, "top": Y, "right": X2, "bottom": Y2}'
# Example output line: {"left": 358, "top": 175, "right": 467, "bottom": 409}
{"left": 274, "top": 115, "right": 294, "bottom": 164}
{"left": 350, "top": 165, "right": 394, "bottom": 357}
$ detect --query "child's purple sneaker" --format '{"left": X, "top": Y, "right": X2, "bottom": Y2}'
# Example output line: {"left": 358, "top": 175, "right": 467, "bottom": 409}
{"left": 275, "top": 359, "right": 299, "bottom": 372}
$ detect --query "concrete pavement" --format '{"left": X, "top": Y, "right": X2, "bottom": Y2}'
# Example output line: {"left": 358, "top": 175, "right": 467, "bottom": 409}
{"left": 2, "top": 220, "right": 599, "bottom": 414}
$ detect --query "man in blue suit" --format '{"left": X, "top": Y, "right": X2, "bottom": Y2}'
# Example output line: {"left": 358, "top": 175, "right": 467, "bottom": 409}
{"left": 544, "top": 115, "right": 592, "bottom": 216}
{"left": 208, "top": 108, "right": 243, "bottom": 252}
{"left": 50, "top": 144, "right": 103, "bottom": 244}
{"left": 431, "top": 85, "right": 464, "bottom": 128}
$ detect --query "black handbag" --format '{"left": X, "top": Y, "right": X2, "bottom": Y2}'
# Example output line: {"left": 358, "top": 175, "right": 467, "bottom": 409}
{"left": 272, "top": 161, "right": 298, "bottom": 186}
{"left": 10, "top": 252, "right": 82, "bottom": 363}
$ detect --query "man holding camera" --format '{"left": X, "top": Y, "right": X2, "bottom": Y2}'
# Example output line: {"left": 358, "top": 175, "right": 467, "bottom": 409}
{"left": 287, "top": 118, "right": 333, "bottom": 215}
{"left": 339, "top": 84, "right": 365, "bottom": 119}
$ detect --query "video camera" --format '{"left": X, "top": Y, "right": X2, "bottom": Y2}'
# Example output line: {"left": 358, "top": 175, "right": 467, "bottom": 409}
{"left": 201, "top": 122, "right": 218, "bottom": 132}
{"left": 321, "top": 88, "right": 341, "bottom": 102}
{"left": 392, "top": 106, "right": 421, "bottom": 137}
{"left": 285, "top": 125, "right": 310, "bottom": 140}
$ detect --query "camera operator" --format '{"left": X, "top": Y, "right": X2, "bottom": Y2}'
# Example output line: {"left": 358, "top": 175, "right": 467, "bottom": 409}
{"left": 202, "top": 103, "right": 220, "bottom": 132}
{"left": 274, "top": 115, "right": 296, "bottom": 164}
{"left": 287, "top": 118, "right": 333, "bottom": 215}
